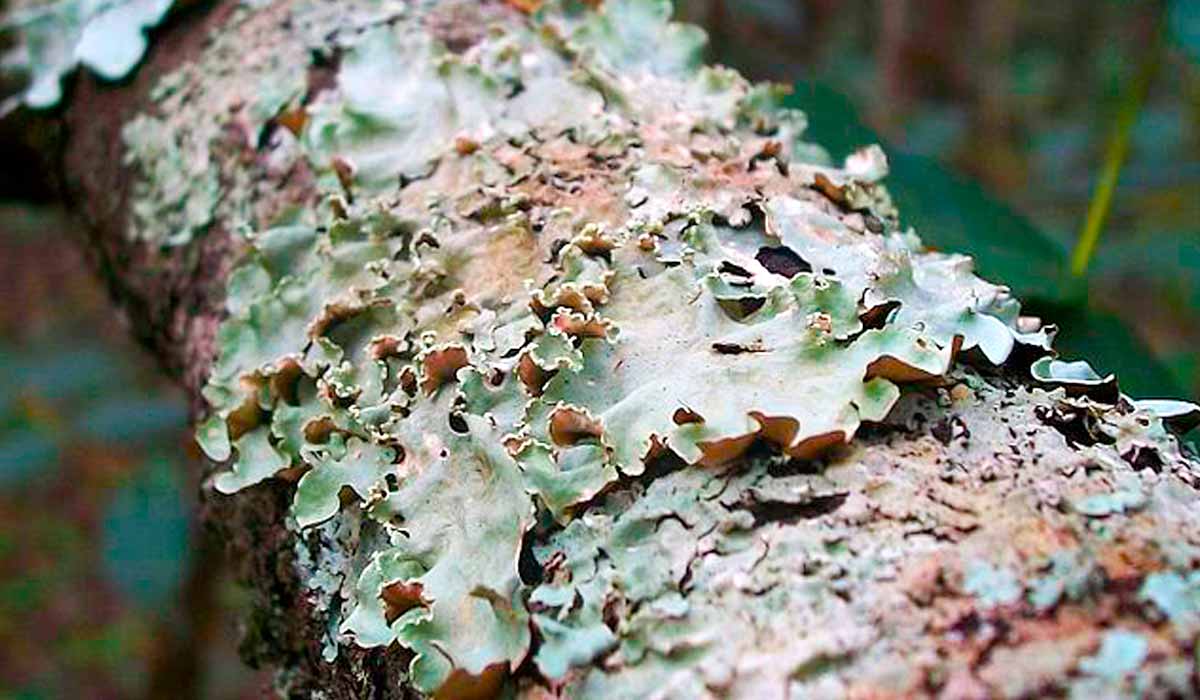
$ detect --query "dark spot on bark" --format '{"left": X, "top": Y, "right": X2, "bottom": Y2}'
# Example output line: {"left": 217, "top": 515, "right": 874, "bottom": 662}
{"left": 949, "top": 610, "right": 983, "bottom": 638}
{"left": 718, "top": 260, "right": 754, "bottom": 278}
{"left": 747, "top": 493, "right": 847, "bottom": 526}
{"left": 518, "top": 534, "right": 543, "bottom": 586}
{"left": 767, "top": 455, "right": 826, "bottom": 477}
{"left": 712, "top": 341, "right": 765, "bottom": 355}
{"left": 304, "top": 47, "right": 341, "bottom": 104}
{"left": 755, "top": 245, "right": 811, "bottom": 278}
{"left": 861, "top": 300, "right": 900, "bottom": 329}
{"left": 672, "top": 407, "right": 704, "bottom": 425}
{"left": 1035, "top": 403, "right": 1112, "bottom": 448}
{"left": 547, "top": 238, "right": 569, "bottom": 263}
{"left": 931, "top": 416, "right": 970, "bottom": 446}
{"left": 736, "top": 297, "right": 766, "bottom": 317}
{"left": 1122, "top": 444, "right": 1163, "bottom": 473}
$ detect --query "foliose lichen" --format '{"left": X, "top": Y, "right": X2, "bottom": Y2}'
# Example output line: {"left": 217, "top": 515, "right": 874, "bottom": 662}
{"left": 1, "top": 0, "right": 175, "bottom": 111}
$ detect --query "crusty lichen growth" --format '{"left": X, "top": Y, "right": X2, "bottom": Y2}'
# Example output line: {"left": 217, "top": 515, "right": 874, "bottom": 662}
{"left": 108, "top": 0, "right": 1200, "bottom": 697}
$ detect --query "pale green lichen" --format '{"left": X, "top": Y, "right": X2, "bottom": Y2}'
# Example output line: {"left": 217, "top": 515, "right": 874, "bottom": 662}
{"left": 963, "top": 560, "right": 1023, "bottom": 608}
{"left": 94, "top": 0, "right": 1200, "bottom": 696}
{"left": 2, "top": 0, "right": 174, "bottom": 110}
{"left": 1072, "top": 478, "right": 1148, "bottom": 517}
{"left": 1073, "top": 629, "right": 1150, "bottom": 698}
{"left": 118, "top": 2, "right": 308, "bottom": 247}
{"left": 302, "top": 27, "right": 508, "bottom": 188}
{"left": 354, "top": 414, "right": 534, "bottom": 690}
{"left": 121, "top": 113, "right": 221, "bottom": 247}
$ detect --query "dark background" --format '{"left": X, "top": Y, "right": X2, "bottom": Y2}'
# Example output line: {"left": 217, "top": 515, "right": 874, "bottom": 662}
{"left": 0, "top": 0, "right": 1197, "bottom": 697}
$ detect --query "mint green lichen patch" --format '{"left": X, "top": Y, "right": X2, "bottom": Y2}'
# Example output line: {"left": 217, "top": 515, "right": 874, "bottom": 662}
{"left": 214, "top": 425, "right": 288, "bottom": 494}
{"left": 2, "top": 0, "right": 174, "bottom": 110}
{"left": 532, "top": 613, "right": 616, "bottom": 680}
{"left": 1031, "top": 356, "right": 1118, "bottom": 399}
{"left": 1136, "top": 398, "right": 1200, "bottom": 434}
{"left": 1073, "top": 489, "right": 1147, "bottom": 517}
{"left": 1140, "top": 570, "right": 1200, "bottom": 634}
{"left": 1072, "top": 475, "right": 1147, "bottom": 517}
{"left": 119, "top": 2, "right": 310, "bottom": 247}
{"left": 122, "top": 114, "right": 221, "bottom": 247}
{"left": 303, "top": 27, "right": 505, "bottom": 188}
{"left": 963, "top": 559, "right": 1022, "bottom": 608}
{"left": 1076, "top": 629, "right": 1149, "bottom": 684}
{"left": 554, "top": 0, "right": 706, "bottom": 78}
{"left": 1028, "top": 549, "right": 1101, "bottom": 611}
{"left": 355, "top": 415, "right": 534, "bottom": 692}
{"left": 292, "top": 436, "right": 396, "bottom": 529}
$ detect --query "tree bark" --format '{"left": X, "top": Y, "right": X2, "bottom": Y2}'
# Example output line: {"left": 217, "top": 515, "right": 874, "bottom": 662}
{"left": 37, "top": 0, "right": 1200, "bottom": 698}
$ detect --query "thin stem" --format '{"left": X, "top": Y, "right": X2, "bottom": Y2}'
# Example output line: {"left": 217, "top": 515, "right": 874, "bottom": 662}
{"left": 1069, "top": 9, "right": 1163, "bottom": 278}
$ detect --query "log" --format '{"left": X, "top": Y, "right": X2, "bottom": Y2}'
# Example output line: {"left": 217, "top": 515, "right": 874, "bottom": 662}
{"left": 21, "top": 0, "right": 1200, "bottom": 696}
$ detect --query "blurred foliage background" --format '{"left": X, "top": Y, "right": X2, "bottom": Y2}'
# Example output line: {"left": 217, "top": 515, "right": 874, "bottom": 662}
{"left": 0, "top": 206, "right": 266, "bottom": 698}
{"left": 0, "top": 0, "right": 1197, "bottom": 697}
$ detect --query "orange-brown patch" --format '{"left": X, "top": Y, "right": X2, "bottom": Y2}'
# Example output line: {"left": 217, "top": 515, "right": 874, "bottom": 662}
{"left": 548, "top": 405, "right": 604, "bottom": 446}
{"left": 421, "top": 346, "right": 470, "bottom": 395}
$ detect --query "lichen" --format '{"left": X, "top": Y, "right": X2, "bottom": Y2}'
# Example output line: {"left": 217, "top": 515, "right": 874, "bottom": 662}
{"left": 84, "top": 0, "right": 1200, "bottom": 696}
{"left": 1, "top": 0, "right": 175, "bottom": 110}
{"left": 117, "top": 2, "right": 309, "bottom": 247}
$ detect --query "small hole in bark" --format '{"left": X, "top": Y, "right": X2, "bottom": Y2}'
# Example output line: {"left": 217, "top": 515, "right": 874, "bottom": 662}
{"left": 518, "top": 535, "right": 544, "bottom": 585}
{"left": 755, "top": 246, "right": 812, "bottom": 278}
{"left": 718, "top": 260, "right": 754, "bottom": 278}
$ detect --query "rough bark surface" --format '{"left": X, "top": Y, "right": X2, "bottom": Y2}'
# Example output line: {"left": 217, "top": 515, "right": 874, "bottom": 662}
{"left": 34, "top": 0, "right": 1200, "bottom": 698}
